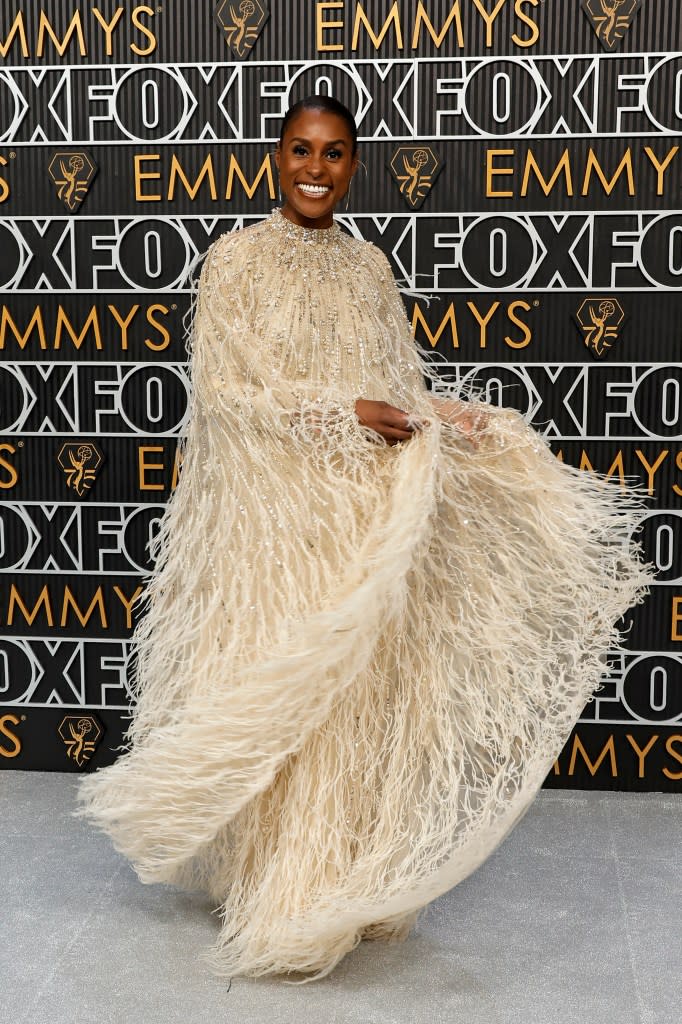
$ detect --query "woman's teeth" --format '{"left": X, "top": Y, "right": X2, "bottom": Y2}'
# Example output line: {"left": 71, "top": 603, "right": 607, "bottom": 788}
{"left": 297, "top": 184, "right": 331, "bottom": 196}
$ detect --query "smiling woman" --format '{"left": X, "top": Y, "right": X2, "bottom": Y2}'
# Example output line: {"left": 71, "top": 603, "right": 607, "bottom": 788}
{"left": 76, "top": 94, "right": 653, "bottom": 984}
{"left": 275, "top": 95, "right": 359, "bottom": 228}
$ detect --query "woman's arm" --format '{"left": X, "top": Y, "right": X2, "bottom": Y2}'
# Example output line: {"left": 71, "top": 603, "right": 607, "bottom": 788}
{"left": 368, "top": 245, "right": 489, "bottom": 446}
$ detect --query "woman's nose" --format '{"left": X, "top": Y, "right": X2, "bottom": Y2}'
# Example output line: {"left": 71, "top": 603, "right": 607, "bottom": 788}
{"left": 306, "top": 152, "right": 323, "bottom": 175}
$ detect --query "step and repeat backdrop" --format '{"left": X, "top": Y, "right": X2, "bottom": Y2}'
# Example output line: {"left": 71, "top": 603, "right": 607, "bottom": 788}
{"left": 0, "top": 1, "right": 680, "bottom": 789}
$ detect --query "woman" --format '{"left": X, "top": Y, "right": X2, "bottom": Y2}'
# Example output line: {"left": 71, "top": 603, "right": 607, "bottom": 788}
{"left": 76, "top": 95, "right": 651, "bottom": 982}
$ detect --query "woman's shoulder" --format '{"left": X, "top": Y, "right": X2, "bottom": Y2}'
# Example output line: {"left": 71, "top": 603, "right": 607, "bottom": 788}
{"left": 206, "top": 217, "right": 268, "bottom": 262}
{"left": 200, "top": 218, "right": 271, "bottom": 288}
{"left": 342, "top": 231, "right": 394, "bottom": 278}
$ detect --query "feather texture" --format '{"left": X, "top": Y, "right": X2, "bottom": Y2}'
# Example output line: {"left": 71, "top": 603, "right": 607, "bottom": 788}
{"left": 75, "top": 209, "right": 652, "bottom": 982}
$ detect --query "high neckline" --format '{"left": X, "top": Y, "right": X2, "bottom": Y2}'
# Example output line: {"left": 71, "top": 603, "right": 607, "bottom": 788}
{"left": 268, "top": 207, "right": 343, "bottom": 245}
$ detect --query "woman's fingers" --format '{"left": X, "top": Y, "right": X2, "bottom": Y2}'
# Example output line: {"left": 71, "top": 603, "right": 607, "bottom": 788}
{"left": 384, "top": 427, "right": 416, "bottom": 443}
{"left": 379, "top": 407, "right": 418, "bottom": 443}
{"left": 355, "top": 398, "right": 428, "bottom": 443}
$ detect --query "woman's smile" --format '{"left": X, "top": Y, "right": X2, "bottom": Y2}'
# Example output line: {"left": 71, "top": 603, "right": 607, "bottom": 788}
{"left": 296, "top": 183, "right": 332, "bottom": 197}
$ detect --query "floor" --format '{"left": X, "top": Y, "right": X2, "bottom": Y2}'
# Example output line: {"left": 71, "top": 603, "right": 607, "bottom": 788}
{"left": 1, "top": 772, "right": 679, "bottom": 1024}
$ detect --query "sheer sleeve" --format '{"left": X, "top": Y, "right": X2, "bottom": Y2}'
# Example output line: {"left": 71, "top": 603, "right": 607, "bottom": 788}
{"left": 190, "top": 231, "right": 369, "bottom": 446}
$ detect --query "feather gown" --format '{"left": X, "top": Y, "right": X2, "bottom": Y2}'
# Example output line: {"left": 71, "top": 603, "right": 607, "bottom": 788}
{"left": 75, "top": 208, "right": 651, "bottom": 981}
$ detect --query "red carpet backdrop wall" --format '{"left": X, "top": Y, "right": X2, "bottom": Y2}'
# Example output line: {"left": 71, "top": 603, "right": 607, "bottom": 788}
{"left": 0, "top": 1, "right": 680, "bottom": 790}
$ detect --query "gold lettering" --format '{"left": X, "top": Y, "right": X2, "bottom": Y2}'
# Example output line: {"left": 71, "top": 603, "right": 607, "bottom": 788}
{"left": 145, "top": 304, "right": 171, "bottom": 351}
{"left": 672, "top": 596, "right": 682, "bottom": 642}
{"left": 316, "top": 1, "right": 344, "bottom": 51}
{"left": 505, "top": 300, "right": 532, "bottom": 348}
{"left": 352, "top": 2, "right": 404, "bottom": 50}
{"left": 0, "top": 307, "right": 47, "bottom": 351}
{"left": 61, "top": 586, "right": 107, "bottom": 628}
{"left": 486, "top": 149, "right": 514, "bottom": 197}
{"left": 0, "top": 154, "right": 9, "bottom": 203}
{"left": 663, "top": 735, "right": 682, "bottom": 780}
{"left": 171, "top": 446, "right": 182, "bottom": 490}
{"left": 225, "top": 153, "right": 275, "bottom": 200}
{"left": 0, "top": 12, "right": 29, "bottom": 58}
{"left": 91, "top": 6, "right": 125, "bottom": 55}
{"left": 108, "top": 305, "right": 140, "bottom": 351}
{"left": 512, "top": 0, "right": 540, "bottom": 47}
{"left": 134, "top": 154, "right": 162, "bottom": 201}
{"left": 634, "top": 449, "right": 668, "bottom": 495}
{"left": 578, "top": 450, "right": 626, "bottom": 487}
{"left": 7, "top": 584, "right": 54, "bottom": 627}
{"left": 674, "top": 451, "right": 682, "bottom": 498}
{"left": 471, "top": 0, "right": 508, "bottom": 47}
{"left": 467, "top": 301, "right": 500, "bottom": 348}
{"left": 130, "top": 5, "right": 157, "bottom": 56}
{"left": 168, "top": 153, "right": 218, "bottom": 201}
{"left": 36, "top": 11, "right": 86, "bottom": 57}
{"left": 0, "top": 715, "right": 22, "bottom": 759}
{"left": 625, "top": 733, "right": 659, "bottom": 778}
{"left": 0, "top": 443, "right": 18, "bottom": 489}
{"left": 139, "top": 445, "right": 165, "bottom": 490}
{"left": 411, "top": 1, "right": 464, "bottom": 48}
{"left": 582, "top": 148, "right": 635, "bottom": 196}
{"left": 643, "top": 145, "right": 679, "bottom": 196}
{"left": 568, "top": 733, "right": 617, "bottom": 777}
{"left": 113, "top": 585, "right": 143, "bottom": 629}
{"left": 411, "top": 303, "right": 459, "bottom": 348}
{"left": 54, "top": 306, "right": 103, "bottom": 350}
{"left": 521, "top": 148, "right": 573, "bottom": 197}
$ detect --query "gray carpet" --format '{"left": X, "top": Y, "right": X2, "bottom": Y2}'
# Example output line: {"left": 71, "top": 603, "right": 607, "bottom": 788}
{"left": 1, "top": 771, "right": 679, "bottom": 1024}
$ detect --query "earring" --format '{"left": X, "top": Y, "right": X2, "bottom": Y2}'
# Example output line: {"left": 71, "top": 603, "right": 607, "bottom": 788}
{"left": 344, "top": 159, "right": 366, "bottom": 210}
{"left": 344, "top": 175, "right": 354, "bottom": 211}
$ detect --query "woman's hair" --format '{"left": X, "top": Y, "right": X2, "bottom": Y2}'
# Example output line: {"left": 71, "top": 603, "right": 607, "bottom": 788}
{"left": 278, "top": 94, "right": 358, "bottom": 155}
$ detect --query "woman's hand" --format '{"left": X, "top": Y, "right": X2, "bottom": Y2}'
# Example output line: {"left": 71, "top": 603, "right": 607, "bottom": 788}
{"left": 354, "top": 399, "right": 426, "bottom": 445}
{"left": 429, "top": 397, "right": 489, "bottom": 447}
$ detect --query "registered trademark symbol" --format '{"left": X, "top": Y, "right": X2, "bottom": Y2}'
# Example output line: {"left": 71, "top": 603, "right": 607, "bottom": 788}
{"left": 21, "top": 715, "right": 26, "bottom": 721}
{"left": 171, "top": 303, "right": 177, "bottom": 310}
{"left": 17, "top": 440, "right": 24, "bottom": 447}
{"left": 9, "top": 151, "right": 16, "bottom": 159}
{"left": 533, "top": 300, "right": 540, "bottom": 307}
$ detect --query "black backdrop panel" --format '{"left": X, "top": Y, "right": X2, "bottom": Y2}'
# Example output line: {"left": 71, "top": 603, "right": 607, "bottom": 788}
{"left": 0, "top": 1, "right": 680, "bottom": 789}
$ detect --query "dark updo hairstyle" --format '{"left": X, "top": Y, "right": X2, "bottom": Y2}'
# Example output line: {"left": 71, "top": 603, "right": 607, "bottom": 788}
{"left": 278, "top": 94, "right": 358, "bottom": 155}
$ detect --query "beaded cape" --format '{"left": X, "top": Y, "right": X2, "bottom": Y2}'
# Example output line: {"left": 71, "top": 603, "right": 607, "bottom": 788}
{"left": 76, "top": 208, "right": 651, "bottom": 982}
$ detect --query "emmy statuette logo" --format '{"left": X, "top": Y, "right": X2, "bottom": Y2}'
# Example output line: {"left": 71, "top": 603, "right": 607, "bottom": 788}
{"left": 214, "top": 0, "right": 269, "bottom": 58}
{"left": 57, "top": 442, "right": 104, "bottom": 497}
{"left": 388, "top": 146, "right": 443, "bottom": 210}
{"left": 47, "top": 151, "right": 98, "bottom": 212}
{"left": 575, "top": 298, "right": 626, "bottom": 358}
{"left": 58, "top": 715, "right": 103, "bottom": 768}
{"left": 581, "top": 0, "right": 643, "bottom": 51}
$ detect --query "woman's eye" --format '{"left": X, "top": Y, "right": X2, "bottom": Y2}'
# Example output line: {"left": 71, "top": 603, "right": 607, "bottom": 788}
{"left": 292, "top": 145, "right": 307, "bottom": 156}
{"left": 327, "top": 149, "right": 341, "bottom": 159}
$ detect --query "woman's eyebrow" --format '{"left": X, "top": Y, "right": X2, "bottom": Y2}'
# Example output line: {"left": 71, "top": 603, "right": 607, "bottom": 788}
{"left": 288, "top": 136, "right": 347, "bottom": 146}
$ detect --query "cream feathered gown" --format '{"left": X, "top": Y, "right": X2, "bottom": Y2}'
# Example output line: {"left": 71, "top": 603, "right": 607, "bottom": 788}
{"left": 76, "top": 208, "right": 651, "bottom": 981}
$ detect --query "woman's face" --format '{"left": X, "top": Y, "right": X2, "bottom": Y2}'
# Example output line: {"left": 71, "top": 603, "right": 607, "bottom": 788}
{"left": 275, "top": 108, "right": 358, "bottom": 229}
